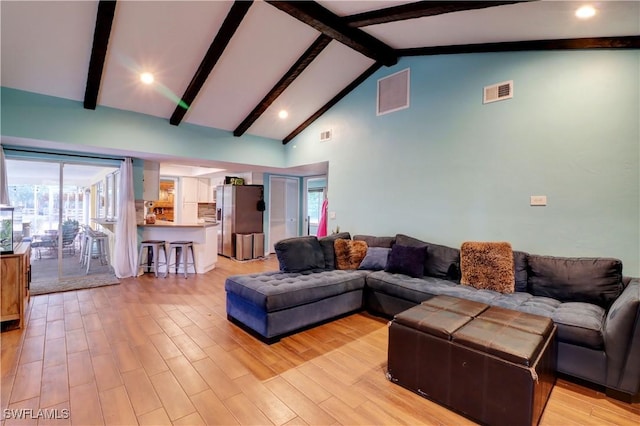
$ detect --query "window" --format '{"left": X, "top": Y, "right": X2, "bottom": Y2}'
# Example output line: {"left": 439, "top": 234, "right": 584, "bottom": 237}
{"left": 95, "top": 180, "right": 105, "bottom": 218}
{"left": 307, "top": 189, "right": 324, "bottom": 226}
{"left": 106, "top": 173, "right": 114, "bottom": 219}
{"left": 114, "top": 171, "right": 120, "bottom": 219}
{"left": 94, "top": 170, "right": 120, "bottom": 220}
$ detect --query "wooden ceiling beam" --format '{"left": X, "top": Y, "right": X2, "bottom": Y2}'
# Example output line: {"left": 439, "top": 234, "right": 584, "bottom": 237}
{"left": 262, "top": 1, "right": 526, "bottom": 141}
{"left": 170, "top": 1, "right": 254, "bottom": 126}
{"left": 266, "top": 1, "right": 397, "bottom": 66}
{"left": 282, "top": 62, "right": 383, "bottom": 144}
{"left": 398, "top": 36, "right": 640, "bottom": 56}
{"left": 233, "top": 35, "right": 332, "bottom": 137}
{"left": 344, "top": 1, "right": 529, "bottom": 27}
{"left": 83, "top": 0, "right": 117, "bottom": 110}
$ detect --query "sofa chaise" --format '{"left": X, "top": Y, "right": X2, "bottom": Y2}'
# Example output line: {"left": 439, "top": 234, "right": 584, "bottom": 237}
{"left": 225, "top": 233, "right": 640, "bottom": 402}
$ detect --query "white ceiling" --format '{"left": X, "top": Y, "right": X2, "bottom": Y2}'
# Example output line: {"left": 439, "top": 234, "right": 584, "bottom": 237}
{"left": 364, "top": 1, "right": 640, "bottom": 48}
{"left": 1, "top": 0, "right": 638, "bottom": 174}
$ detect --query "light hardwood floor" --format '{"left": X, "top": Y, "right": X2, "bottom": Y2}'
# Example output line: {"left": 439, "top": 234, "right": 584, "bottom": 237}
{"left": 1, "top": 256, "right": 639, "bottom": 425}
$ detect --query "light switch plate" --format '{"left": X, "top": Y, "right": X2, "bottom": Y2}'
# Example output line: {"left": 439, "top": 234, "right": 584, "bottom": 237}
{"left": 530, "top": 195, "right": 547, "bottom": 206}
{"left": 329, "top": 211, "right": 336, "bottom": 219}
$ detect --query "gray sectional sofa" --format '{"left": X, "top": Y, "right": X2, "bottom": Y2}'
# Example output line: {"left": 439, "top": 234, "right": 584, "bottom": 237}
{"left": 225, "top": 233, "right": 640, "bottom": 401}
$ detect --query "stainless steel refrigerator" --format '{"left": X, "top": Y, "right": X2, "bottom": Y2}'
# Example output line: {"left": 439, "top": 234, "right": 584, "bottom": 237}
{"left": 216, "top": 184, "right": 264, "bottom": 257}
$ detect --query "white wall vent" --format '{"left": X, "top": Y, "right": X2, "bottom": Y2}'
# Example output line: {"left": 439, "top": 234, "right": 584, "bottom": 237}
{"left": 377, "top": 68, "right": 410, "bottom": 116}
{"left": 483, "top": 80, "right": 513, "bottom": 104}
{"left": 320, "top": 129, "right": 332, "bottom": 142}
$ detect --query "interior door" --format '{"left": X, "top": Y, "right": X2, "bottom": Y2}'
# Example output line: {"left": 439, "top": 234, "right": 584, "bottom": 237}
{"left": 268, "top": 176, "right": 299, "bottom": 252}
{"left": 303, "top": 176, "right": 327, "bottom": 236}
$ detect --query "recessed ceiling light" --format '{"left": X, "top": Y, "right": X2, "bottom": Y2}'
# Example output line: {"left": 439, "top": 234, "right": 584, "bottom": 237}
{"left": 278, "top": 110, "right": 288, "bottom": 119}
{"left": 575, "top": 5, "right": 596, "bottom": 19}
{"left": 140, "top": 72, "right": 154, "bottom": 85}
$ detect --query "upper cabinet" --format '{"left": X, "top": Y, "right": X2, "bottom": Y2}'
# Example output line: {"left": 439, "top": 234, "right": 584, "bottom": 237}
{"left": 198, "top": 178, "right": 212, "bottom": 203}
{"left": 142, "top": 161, "right": 160, "bottom": 201}
{"left": 181, "top": 177, "right": 198, "bottom": 204}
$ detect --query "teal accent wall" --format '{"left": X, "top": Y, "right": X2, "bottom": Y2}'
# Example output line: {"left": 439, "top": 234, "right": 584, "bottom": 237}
{"left": 1, "top": 87, "right": 286, "bottom": 168}
{"left": 285, "top": 50, "right": 640, "bottom": 275}
{"left": 132, "top": 158, "right": 144, "bottom": 199}
{"left": 2, "top": 51, "right": 639, "bottom": 275}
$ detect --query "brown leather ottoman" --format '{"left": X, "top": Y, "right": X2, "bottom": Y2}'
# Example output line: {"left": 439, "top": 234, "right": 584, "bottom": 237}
{"left": 388, "top": 295, "right": 556, "bottom": 426}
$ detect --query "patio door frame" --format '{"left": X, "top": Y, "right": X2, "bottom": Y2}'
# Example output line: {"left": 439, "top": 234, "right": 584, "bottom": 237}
{"left": 4, "top": 148, "right": 121, "bottom": 283}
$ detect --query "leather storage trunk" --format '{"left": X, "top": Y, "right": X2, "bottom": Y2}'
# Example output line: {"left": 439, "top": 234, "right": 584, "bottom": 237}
{"left": 388, "top": 295, "right": 557, "bottom": 426}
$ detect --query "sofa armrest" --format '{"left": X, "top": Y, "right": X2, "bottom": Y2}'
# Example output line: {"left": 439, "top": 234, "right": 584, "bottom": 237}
{"left": 604, "top": 278, "right": 640, "bottom": 395}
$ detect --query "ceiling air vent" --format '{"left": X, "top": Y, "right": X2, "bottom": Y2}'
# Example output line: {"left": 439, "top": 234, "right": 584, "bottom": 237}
{"left": 483, "top": 80, "right": 514, "bottom": 104}
{"left": 377, "top": 68, "right": 410, "bottom": 116}
{"left": 320, "top": 129, "right": 332, "bottom": 142}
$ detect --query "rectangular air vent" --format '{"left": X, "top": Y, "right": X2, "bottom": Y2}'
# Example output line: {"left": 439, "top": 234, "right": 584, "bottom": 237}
{"left": 377, "top": 68, "right": 410, "bottom": 115}
{"left": 483, "top": 80, "right": 513, "bottom": 104}
{"left": 320, "top": 129, "right": 332, "bottom": 142}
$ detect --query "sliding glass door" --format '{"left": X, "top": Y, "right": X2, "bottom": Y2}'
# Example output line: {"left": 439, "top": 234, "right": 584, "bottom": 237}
{"left": 6, "top": 158, "right": 118, "bottom": 292}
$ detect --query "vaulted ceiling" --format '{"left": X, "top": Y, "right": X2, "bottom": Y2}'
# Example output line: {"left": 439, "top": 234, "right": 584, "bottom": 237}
{"left": 2, "top": 1, "right": 639, "bottom": 145}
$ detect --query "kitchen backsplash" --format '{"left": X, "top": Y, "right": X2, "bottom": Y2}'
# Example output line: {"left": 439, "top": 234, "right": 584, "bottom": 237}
{"left": 198, "top": 203, "right": 216, "bottom": 218}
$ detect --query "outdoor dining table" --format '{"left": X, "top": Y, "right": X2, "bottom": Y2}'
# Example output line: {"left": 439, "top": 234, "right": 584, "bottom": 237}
{"left": 30, "top": 232, "right": 58, "bottom": 259}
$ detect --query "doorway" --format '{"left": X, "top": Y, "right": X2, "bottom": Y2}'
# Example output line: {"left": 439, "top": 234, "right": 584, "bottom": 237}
{"left": 268, "top": 176, "right": 299, "bottom": 252}
{"left": 303, "top": 176, "right": 327, "bottom": 236}
{"left": 6, "top": 158, "right": 118, "bottom": 292}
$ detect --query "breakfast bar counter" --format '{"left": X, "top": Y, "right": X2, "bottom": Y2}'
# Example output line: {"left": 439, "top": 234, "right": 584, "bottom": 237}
{"left": 138, "top": 221, "right": 218, "bottom": 274}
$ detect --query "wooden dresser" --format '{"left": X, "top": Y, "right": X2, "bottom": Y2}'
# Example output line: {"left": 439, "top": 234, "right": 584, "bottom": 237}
{"left": 1, "top": 242, "right": 31, "bottom": 329}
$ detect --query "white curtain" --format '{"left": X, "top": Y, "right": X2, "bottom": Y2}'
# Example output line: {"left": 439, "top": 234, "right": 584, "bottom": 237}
{"left": 0, "top": 144, "right": 10, "bottom": 205}
{"left": 114, "top": 158, "right": 138, "bottom": 278}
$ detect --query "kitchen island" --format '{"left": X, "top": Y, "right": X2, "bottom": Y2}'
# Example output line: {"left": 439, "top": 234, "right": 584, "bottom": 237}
{"left": 138, "top": 221, "right": 218, "bottom": 274}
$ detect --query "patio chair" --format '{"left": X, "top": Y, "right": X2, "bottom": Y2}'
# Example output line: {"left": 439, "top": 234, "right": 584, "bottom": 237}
{"left": 61, "top": 223, "right": 79, "bottom": 256}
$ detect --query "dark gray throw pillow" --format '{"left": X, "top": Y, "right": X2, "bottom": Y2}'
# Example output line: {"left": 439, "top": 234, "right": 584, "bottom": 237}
{"left": 513, "top": 250, "right": 529, "bottom": 292}
{"left": 395, "top": 234, "right": 460, "bottom": 281}
{"left": 427, "top": 243, "right": 461, "bottom": 281}
{"left": 275, "top": 236, "right": 325, "bottom": 272}
{"left": 318, "top": 232, "right": 351, "bottom": 270}
{"left": 384, "top": 244, "right": 426, "bottom": 278}
{"left": 358, "top": 247, "right": 391, "bottom": 271}
{"left": 527, "top": 255, "right": 623, "bottom": 308}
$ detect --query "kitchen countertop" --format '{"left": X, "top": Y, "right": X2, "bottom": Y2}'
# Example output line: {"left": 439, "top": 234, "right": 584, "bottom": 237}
{"left": 138, "top": 220, "right": 218, "bottom": 228}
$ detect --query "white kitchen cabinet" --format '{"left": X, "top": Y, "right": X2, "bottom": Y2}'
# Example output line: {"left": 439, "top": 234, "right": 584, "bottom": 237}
{"left": 142, "top": 161, "right": 160, "bottom": 200}
{"left": 198, "top": 178, "right": 212, "bottom": 203}
{"left": 178, "top": 177, "right": 198, "bottom": 224}
{"left": 181, "top": 177, "right": 198, "bottom": 203}
{"left": 181, "top": 202, "right": 198, "bottom": 224}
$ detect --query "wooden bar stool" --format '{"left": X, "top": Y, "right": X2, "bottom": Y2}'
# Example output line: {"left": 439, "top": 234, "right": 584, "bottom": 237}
{"left": 137, "top": 240, "right": 167, "bottom": 278}
{"left": 167, "top": 241, "right": 196, "bottom": 278}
